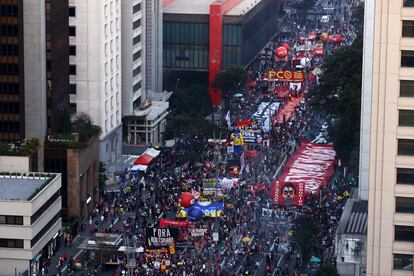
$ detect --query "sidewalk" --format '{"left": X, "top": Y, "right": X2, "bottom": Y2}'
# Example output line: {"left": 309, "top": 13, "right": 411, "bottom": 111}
{"left": 45, "top": 233, "right": 86, "bottom": 276}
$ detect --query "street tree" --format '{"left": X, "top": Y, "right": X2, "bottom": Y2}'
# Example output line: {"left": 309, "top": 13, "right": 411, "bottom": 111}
{"left": 211, "top": 65, "right": 248, "bottom": 108}
{"left": 292, "top": 215, "right": 320, "bottom": 263}
{"left": 165, "top": 84, "right": 221, "bottom": 140}
{"left": 316, "top": 263, "right": 339, "bottom": 276}
{"left": 310, "top": 36, "right": 363, "bottom": 171}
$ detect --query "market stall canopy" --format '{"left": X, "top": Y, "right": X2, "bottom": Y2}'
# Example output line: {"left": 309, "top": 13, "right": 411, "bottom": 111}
{"left": 133, "top": 148, "right": 161, "bottom": 166}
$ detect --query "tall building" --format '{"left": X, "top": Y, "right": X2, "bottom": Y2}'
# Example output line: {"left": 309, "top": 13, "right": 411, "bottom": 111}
{"left": 68, "top": 0, "right": 122, "bottom": 165}
{"left": 121, "top": 0, "right": 167, "bottom": 148}
{"left": 361, "top": 0, "right": 414, "bottom": 275}
{"left": 121, "top": 0, "right": 145, "bottom": 115}
{"left": 0, "top": 0, "right": 49, "bottom": 142}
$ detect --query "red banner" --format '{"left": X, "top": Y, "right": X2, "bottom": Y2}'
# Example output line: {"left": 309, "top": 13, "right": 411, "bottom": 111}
{"left": 266, "top": 70, "right": 304, "bottom": 82}
{"left": 159, "top": 218, "right": 189, "bottom": 228}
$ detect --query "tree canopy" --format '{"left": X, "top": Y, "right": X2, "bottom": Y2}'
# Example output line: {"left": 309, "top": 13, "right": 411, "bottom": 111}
{"left": 292, "top": 215, "right": 320, "bottom": 262}
{"left": 310, "top": 36, "right": 363, "bottom": 171}
{"left": 211, "top": 65, "right": 248, "bottom": 103}
{"left": 316, "top": 263, "right": 339, "bottom": 276}
{"left": 165, "top": 84, "right": 221, "bottom": 140}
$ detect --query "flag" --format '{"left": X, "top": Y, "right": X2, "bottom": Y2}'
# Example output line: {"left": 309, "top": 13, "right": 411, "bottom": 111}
{"left": 225, "top": 110, "right": 231, "bottom": 127}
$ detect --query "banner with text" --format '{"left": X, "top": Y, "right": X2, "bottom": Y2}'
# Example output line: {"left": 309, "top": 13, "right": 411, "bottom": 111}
{"left": 266, "top": 70, "right": 304, "bottom": 82}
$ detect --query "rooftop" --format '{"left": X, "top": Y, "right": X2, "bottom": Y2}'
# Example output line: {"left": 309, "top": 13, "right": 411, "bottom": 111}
{"left": 163, "top": 0, "right": 214, "bottom": 15}
{"left": 226, "top": 0, "right": 261, "bottom": 16}
{"left": 345, "top": 200, "right": 368, "bottom": 235}
{"left": 0, "top": 173, "right": 55, "bottom": 201}
{"left": 134, "top": 100, "right": 169, "bottom": 121}
{"left": 163, "top": 0, "right": 261, "bottom": 15}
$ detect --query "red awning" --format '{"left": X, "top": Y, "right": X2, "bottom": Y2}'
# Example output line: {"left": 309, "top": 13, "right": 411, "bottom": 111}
{"left": 133, "top": 154, "right": 153, "bottom": 165}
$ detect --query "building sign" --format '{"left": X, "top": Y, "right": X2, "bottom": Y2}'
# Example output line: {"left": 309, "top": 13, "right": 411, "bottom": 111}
{"left": 146, "top": 228, "right": 178, "bottom": 249}
{"left": 266, "top": 70, "right": 304, "bottom": 82}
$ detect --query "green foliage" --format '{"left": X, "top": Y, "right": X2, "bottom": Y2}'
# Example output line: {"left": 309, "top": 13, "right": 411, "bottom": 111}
{"left": 99, "top": 161, "right": 108, "bottom": 191}
{"left": 316, "top": 263, "right": 339, "bottom": 276}
{"left": 165, "top": 84, "right": 222, "bottom": 140}
{"left": 170, "top": 84, "right": 213, "bottom": 117}
{"left": 20, "top": 138, "right": 39, "bottom": 155}
{"left": 310, "top": 36, "right": 363, "bottom": 171}
{"left": 211, "top": 65, "right": 248, "bottom": 104}
{"left": 292, "top": 215, "right": 320, "bottom": 262}
{"left": 49, "top": 113, "right": 101, "bottom": 148}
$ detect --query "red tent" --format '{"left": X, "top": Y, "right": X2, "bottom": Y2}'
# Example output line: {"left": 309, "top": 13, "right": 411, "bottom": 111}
{"left": 133, "top": 154, "right": 153, "bottom": 165}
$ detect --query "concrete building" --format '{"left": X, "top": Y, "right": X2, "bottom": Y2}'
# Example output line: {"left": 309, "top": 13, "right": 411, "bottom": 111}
{"left": 162, "top": 0, "right": 284, "bottom": 102}
{"left": 336, "top": 197, "right": 368, "bottom": 276}
{"left": 121, "top": 0, "right": 166, "bottom": 149}
{"left": 0, "top": 0, "right": 69, "bottom": 142}
{"left": 361, "top": 0, "right": 414, "bottom": 274}
{"left": 121, "top": 0, "right": 145, "bottom": 115}
{"left": 44, "top": 134, "right": 99, "bottom": 224}
{"left": 68, "top": 0, "right": 122, "bottom": 165}
{"left": 0, "top": 173, "right": 62, "bottom": 275}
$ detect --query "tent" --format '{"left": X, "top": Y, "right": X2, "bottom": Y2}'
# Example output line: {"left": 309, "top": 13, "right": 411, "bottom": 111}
{"left": 133, "top": 148, "right": 160, "bottom": 166}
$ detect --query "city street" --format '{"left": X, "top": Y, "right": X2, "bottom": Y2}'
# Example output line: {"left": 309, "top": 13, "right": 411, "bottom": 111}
{"left": 41, "top": 0, "right": 363, "bottom": 275}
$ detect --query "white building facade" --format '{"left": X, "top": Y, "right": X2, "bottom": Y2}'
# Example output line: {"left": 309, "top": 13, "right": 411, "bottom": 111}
{"left": 121, "top": 0, "right": 145, "bottom": 115}
{"left": 121, "top": 0, "right": 165, "bottom": 147}
{"left": 68, "top": 0, "right": 122, "bottom": 165}
{"left": 361, "top": 0, "right": 414, "bottom": 275}
{"left": 0, "top": 174, "right": 62, "bottom": 275}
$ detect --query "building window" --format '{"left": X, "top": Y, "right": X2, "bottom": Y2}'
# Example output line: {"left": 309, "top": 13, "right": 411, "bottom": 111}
{"left": 69, "top": 84, "right": 77, "bottom": 94}
{"left": 133, "top": 35, "right": 141, "bottom": 45}
{"left": 69, "top": 103, "right": 77, "bottom": 114}
{"left": 396, "top": 197, "right": 414, "bottom": 213}
{"left": 0, "top": 215, "right": 23, "bottom": 225}
{"left": 133, "top": 81, "right": 141, "bottom": 92}
{"left": 400, "top": 80, "right": 414, "bottom": 97}
{"left": 397, "top": 168, "right": 414, "bottom": 185}
{"left": 69, "top": 45, "right": 76, "bottom": 56}
{"left": 133, "top": 51, "right": 141, "bottom": 61}
{"left": 395, "top": 225, "right": 414, "bottom": 242}
{"left": 404, "top": 0, "right": 414, "bottom": 7}
{"left": 393, "top": 254, "right": 413, "bottom": 270}
{"left": 133, "top": 66, "right": 141, "bottom": 77}
{"left": 399, "top": 110, "right": 414, "bottom": 126}
{"left": 401, "top": 51, "right": 414, "bottom": 67}
{"left": 133, "top": 3, "right": 141, "bottom": 13}
{"left": 402, "top": 21, "right": 414, "bottom": 37}
{"left": 69, "top": 6, "right": 76, "bottom": 17}
{"left": 0, "top": 5, "right": 18, "bottom": 17}
{"left": 31, "top": 212, "right": 60, "bottom": 247}
{"left": 69, "top": 65, "right": 76, "bottom": 75}
{"left": 398, "top": 139, "right": 414, "bottom": 156}
{"left": 0, "top": 239, "right": 23, "bottom": 248}
{"left": 69, "top": 26, "right": 76, "bottom": 36}
{"left": 31, "top": 189, "right": 61, "bottom": 224}
{"left": 133, "top": 19, "right": 141, "bottom": 30}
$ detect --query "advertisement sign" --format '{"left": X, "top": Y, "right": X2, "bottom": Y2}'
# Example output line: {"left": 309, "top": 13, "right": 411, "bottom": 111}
{"left": 266, "top": 70, "right": 304, "bottom": 82}
{"left": 146, "top": 228, "right": 178, "bottom": 249}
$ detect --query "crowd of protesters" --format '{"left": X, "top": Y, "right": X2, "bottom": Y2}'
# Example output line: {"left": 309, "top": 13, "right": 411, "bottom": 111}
{"left": 44, "top": 0, "right": 364, "bottom": 275}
